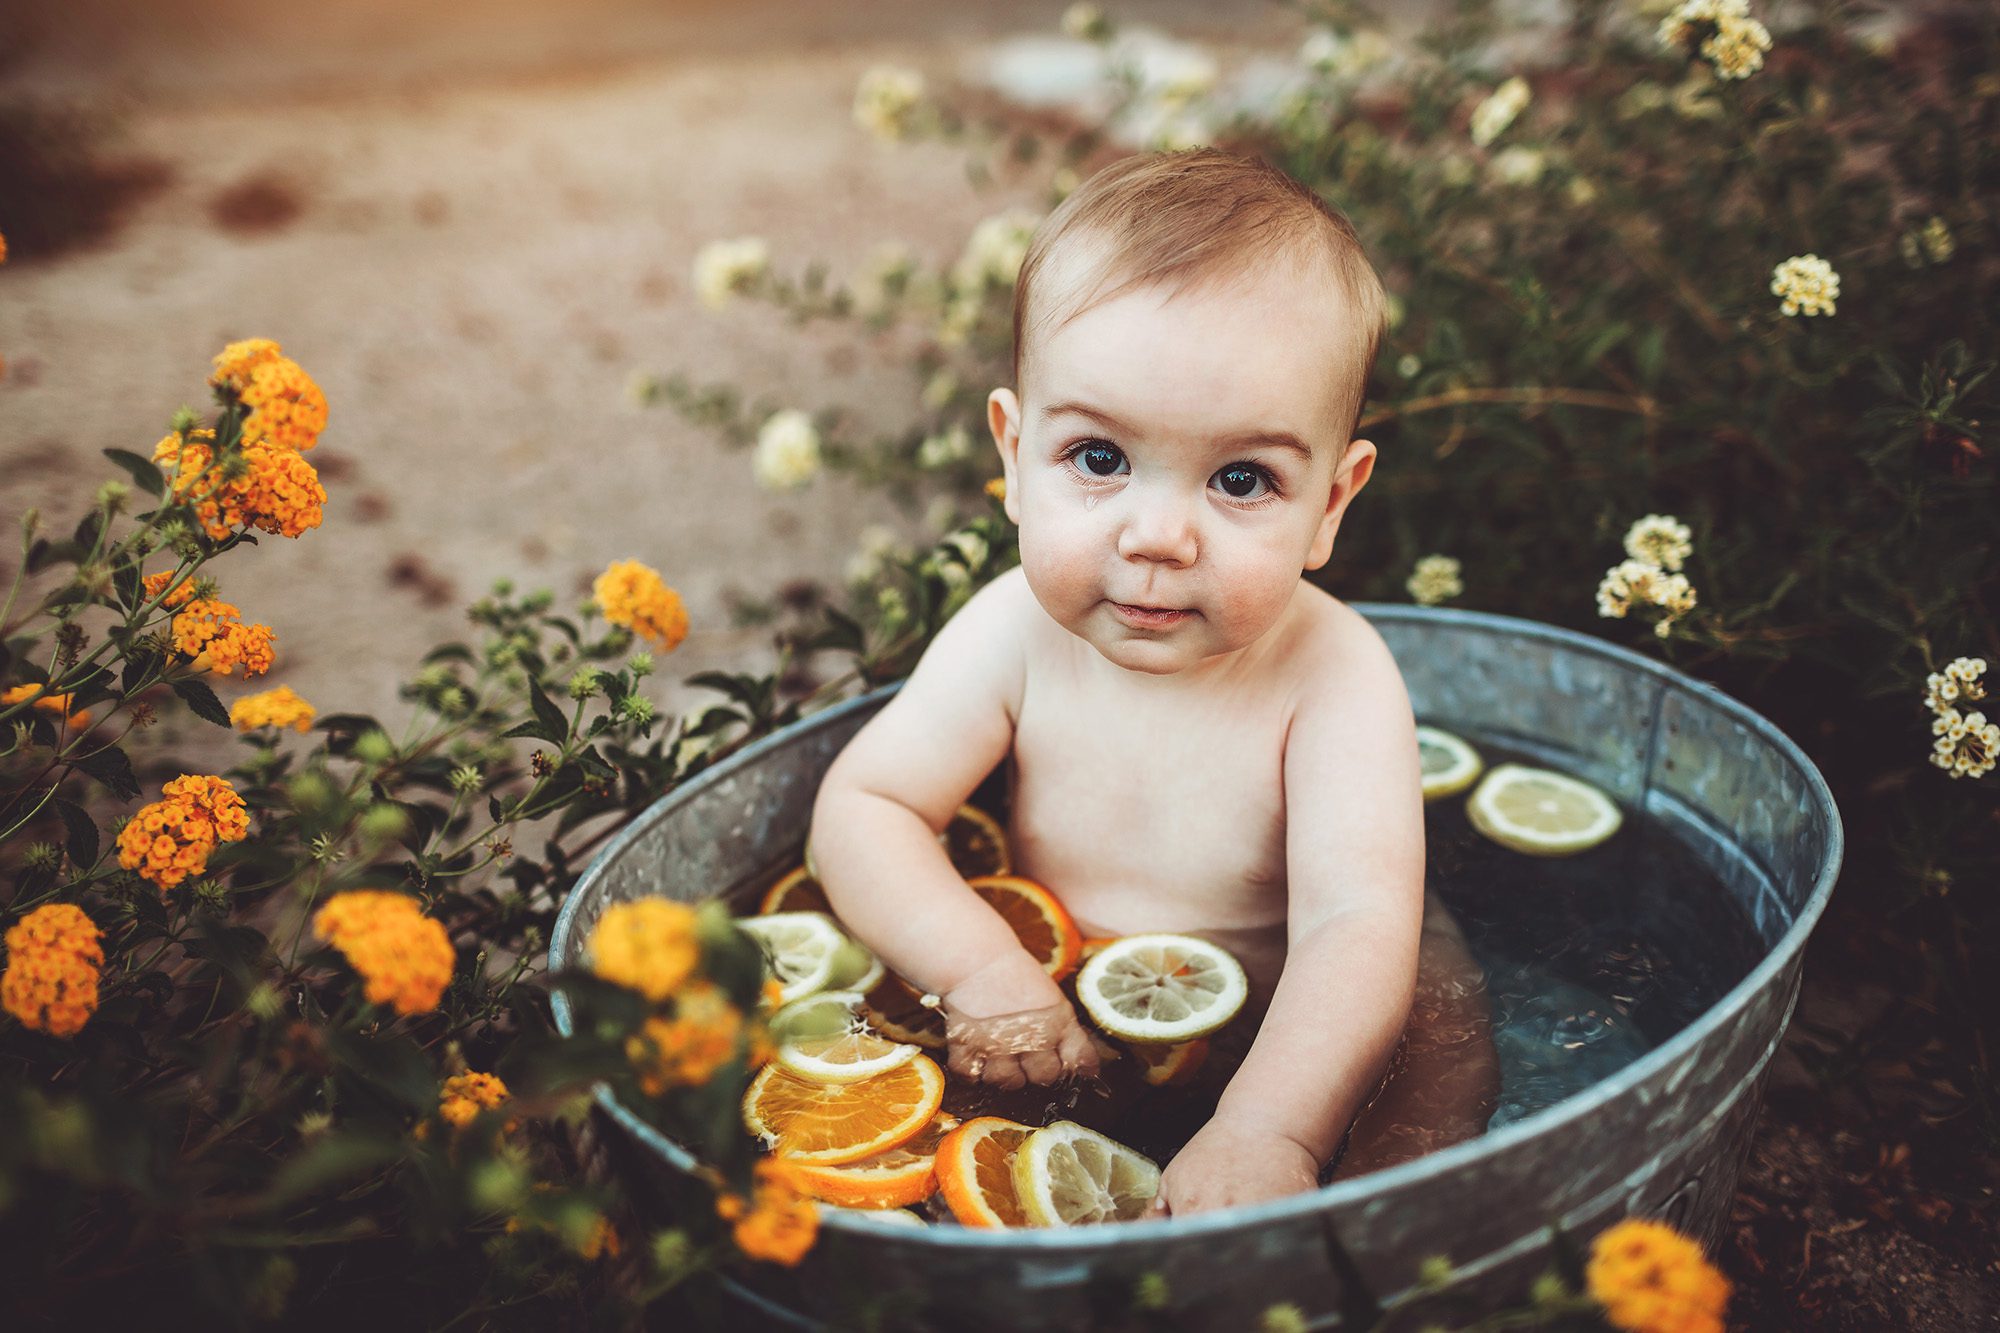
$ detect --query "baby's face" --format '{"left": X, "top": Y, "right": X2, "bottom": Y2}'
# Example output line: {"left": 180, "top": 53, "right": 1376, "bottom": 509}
{"left": 991, "top": 258, "right": 1375, "bottom": 677}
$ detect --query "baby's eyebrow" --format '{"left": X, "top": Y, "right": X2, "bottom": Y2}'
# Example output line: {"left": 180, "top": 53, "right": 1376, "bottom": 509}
{"left": 1041, "top": 400, "right": 1315, "bottom": 462}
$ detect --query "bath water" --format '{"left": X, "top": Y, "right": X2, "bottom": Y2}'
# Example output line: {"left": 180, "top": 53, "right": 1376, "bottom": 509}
{"left": 774, "top": 732, "right": 1769, "bottom": 1218}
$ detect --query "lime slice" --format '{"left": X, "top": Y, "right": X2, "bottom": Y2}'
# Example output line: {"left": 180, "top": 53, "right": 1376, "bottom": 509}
{"left": 826, "top": 936, "right": 885, "bottom": 994}
{"left": 1466, "top": 763, "right": 1623, "bottom": 856}
{"left": 1074, "top": 934, "right": 1248, "bottom": 1044}
{"left": 768, "top": 990, "right": 869, "bottom": 1045}
{"left": 769, "top": 988, "right": 918, "bottom": 1083}
{"left": 1417, "top": 726, "right": 1484, "bottom": 801}
{"left": 737, "top": 911, "right": 845, "bottom": 1002}
{"left": 1011, "top": 1121, "right": 1161, "bottom": 1226}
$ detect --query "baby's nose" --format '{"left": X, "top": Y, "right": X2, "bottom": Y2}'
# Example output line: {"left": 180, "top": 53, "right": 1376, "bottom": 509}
{"left": 1116, "top": 493, "right": 1199, "bottom": 566}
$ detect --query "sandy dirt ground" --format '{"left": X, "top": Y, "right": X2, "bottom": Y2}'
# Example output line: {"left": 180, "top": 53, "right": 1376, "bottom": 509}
{"left": 0, "top": 0, "right": 1299, "bottom": 727}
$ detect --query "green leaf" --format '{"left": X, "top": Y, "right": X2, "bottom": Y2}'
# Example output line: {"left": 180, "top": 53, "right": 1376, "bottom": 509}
{"left": 53, "top": 798, "right": 99, "bottom": 868}
{"left": 171, "top": 676, "right": 232, "bottom": 727}
{"left": 262, "top": 1134, "right": 408, "bottom": 1208}
{"left": 103, "top": 447, "right": 166, "bottom": 497}
{"left": 527, "top": 678, "right": 568, "bottom": 743}
{"left": 75, "top": 745, "right": 140, "bottom": 801}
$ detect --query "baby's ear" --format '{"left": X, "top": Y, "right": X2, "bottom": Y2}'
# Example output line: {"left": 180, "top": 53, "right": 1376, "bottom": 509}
{"left": 1305, "top": 439, "right": 1377, "bottom": 571}
{"left": 987, "top": 388, "right": 1024, "bottom": 525}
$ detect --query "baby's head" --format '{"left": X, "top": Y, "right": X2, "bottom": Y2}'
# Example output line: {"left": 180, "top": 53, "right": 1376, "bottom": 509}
{"left": 987, "top": 149, "right": 1390, "bottom": 676}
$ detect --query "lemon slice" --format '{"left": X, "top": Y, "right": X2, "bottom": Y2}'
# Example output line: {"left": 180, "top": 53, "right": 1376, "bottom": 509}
{"left": 1417, "top": 725, "right": 1484, "bottom": 801}
{"left": 771, "top": 990, "right": 919, "bottom": 1083}
{"left": 737, "top": 911, "right": 845, "bottom": 1002}
{"left": 1466, "top": 763, "right": 1623, "bottom": 856}
{"left": 826, "top": 935, "right": 885, "bottom": 994}
{"left": 1074, "top": 934, "right": 1248, "bottom": 1044}
{"left": 1011, "top": 1121, "right": 1161, "bottom": 1226}
{"left": 822, "top": 1205, "right": 929, "bottom": 1227}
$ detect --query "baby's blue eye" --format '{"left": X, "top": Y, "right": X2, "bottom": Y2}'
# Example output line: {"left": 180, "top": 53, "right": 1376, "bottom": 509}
{"left": 1213, "top": 464, "right": 1273, "bottom": 499}
{"left": 1077, "top": 443, "right": 1126, "bottom": 477}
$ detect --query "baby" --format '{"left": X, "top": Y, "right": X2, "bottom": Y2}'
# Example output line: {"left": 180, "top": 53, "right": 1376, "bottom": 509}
{"left": 812, "top": 150, "right": 1494, "bottom": 1216}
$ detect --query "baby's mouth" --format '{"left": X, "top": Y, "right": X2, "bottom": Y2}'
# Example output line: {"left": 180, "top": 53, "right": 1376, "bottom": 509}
{"left": 1109, "top": 602, "right": 1193, "bottom": 629}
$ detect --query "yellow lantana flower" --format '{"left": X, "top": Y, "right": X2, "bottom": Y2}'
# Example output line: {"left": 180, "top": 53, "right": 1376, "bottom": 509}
{"left": 153, "top": 426, "right": 326, "bottom": 540}
{"left": 115, "top": 773, "right": 251, "bottom": 892}
{"left": 626, "top": 982, "right": 745, "bottom": 1094}
{"left": 171, "top": 599, "right": 277, "bottom": 677}
{"left": 2, "top": 903, "right": 105, "bottom": 1038}
{"left": 1586, "top": 1218, "right": 1730, "bottom": 1333}
{"left": 312, "top": 890, "right": 456, "bottom": 1016}
{"left": 230, "top": 684, "right": 316, "bottom": 733}
{"left": 438, "top": 1070, "right": 512, "bottom": 1128}
{"left": 593, "top": 560, "right": 689, "bottom": 652}
{"left": 588, "top": 898, "right": 699, "bottom": 1001}
{"left": 1, "top": 683, "right": 91, "bottom": 730}
{"left": 716, "top": 1159, "right": 819, "bottom": 1266}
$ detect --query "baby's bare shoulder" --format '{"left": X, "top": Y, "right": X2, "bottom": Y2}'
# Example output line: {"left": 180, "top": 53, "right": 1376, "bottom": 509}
{"left": 1281, "top": 585, "right": 1407, "bottom": 708}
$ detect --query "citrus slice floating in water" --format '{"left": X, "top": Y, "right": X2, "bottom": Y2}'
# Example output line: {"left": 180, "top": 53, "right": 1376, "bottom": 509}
{"left": 736, "top": 911, "right": 846, "bottom": 1003}
{"left": 863, "top": 972, "right": 947, "bottom": 1050}
{"left": 786, "top": 1110, "right": 959, "bottom": 1209}
{"left": 759, "top": 865, "right": 831, "bottom": 916}
{"left": 1130, "top": 1036, "right": 1209, "bottom": 1087}
{"left": 770, "top": 990, "right": 919, "bottom": 1083}
{"left": 944, "top": 804, "right": 1011, "bottom": 877}
{"left": 741, "top": 1054, "right": 945, "bottom": 1165}
{"left": 935, "top": 1116, "right": 1036, "bottom": 1228}
{"left": 825, "top": 935, "right": 885, "bottom": 994}
{"left": 1011, "top": 1121, "right": 1161, "bottom": 1226}
{"left": 968, "top": 874, "right": 1084, "bottom": 982}
{"left": 1466, "top": 763, "right": 1624, "bottom": 857}
{"left": 1417, "top": 725, "right": 1485, "bottom": 801}
{"left": 1074, "top": 933, "right": 1248, "bottom": 1044}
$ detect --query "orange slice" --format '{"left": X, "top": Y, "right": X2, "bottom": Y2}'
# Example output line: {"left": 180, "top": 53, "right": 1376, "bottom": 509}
{"left": 862, "top": 972, "right": 947, "bottom": 1050}
{"left": 760, "top": 865, "right": 832, "bottom": 916}
{"left": 968, "top": 875, "right": 1083, "bottom": 982}
{"left": 1131, "top": 1037, "right": 1209, "bottom": 1087}
{"left": 945, "top": 805, "right": 1010, "bottom": 877}
{"left": 786, "top": 1111, "right": 960, "bottom": 1209}
{"left": 742, "top": 1054, "right": 945, "bottom": 1166}
{"left": 935, "top": 1116, "right": 1036, "bottom": 1228}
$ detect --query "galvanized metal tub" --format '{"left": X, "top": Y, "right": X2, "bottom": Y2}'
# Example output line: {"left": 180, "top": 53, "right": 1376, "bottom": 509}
{"left": 550, "top": 605, "right": 1842, "bottom": 1330}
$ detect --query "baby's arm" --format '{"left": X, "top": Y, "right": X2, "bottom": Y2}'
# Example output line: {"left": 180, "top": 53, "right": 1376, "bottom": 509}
{"left": 1157, "top": 623, "right": 1425, "bottom": 1213}
{"left": 809, "top": 575, "right": 1098, "bottom": 1087}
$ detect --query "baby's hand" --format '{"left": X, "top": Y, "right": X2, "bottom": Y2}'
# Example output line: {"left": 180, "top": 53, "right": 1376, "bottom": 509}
{"left": 938, "top": 952, "right": 1102, "bottom": 1089}
{"left": 1150, "top": 1115, "right": 1321, "bottom": 1217}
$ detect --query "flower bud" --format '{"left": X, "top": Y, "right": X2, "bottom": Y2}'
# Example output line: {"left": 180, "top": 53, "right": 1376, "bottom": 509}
{"left": 353, "top": 730, "right": 396, "bottom": 765}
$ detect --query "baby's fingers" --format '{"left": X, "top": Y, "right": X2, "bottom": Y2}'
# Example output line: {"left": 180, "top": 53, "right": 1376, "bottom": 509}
{"left": 978, "top": 1052, "right": 1029, "bottom": 1090}
{"left": 1017, "top": 1048, "right": 1064, "bottom": 1086}
{"left": 1056, "top": 1022, "right": 1102, "bottom": 1078}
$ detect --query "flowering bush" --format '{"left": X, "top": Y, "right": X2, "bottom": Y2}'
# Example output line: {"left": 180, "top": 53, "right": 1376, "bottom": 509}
{"left": 0, "top": 344, "right": 839, "bottom": 1324}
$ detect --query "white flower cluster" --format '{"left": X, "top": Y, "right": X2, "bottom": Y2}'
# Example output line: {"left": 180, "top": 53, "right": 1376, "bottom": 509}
{"left": 1770, "top": 254, "right": 1840, "bottom": 318}
{"left": 1298, "top": 28, "right": 1392, "bottom": 78}
{"left": 927, "top": 528, "right": 991, "bottom": 591}
{"left": 1406, "top": 554, "right": 1463, "bottom": 607}
{"left": 1657, "top": 0, "right": 1772, "bottom": 80}
{"left": 1623, "top": 513, "right": 1694, "bottom": 572}
{"left": 1471, "top": 77, "right": 1531, "bottom": 148}
{"left": 753, "top": 409, "right": 821, "bottom": 491}
{"left": 1899, "top": 216, "right": 1955, "bottom": 268}
{"left": 845, "top": 524, "right": 907, "bottom": 586}
{"left": 1597, "top": 514, "right": 1698, "bottom": 638}
{"left": 853, "top": 66, "right": 925, "bottom": 143}
{"left": 692, "top": 237, "right": 771, "bottom": 311}
{"left": 917, "top": 423, "right": 974, "bottom": 470}
{"left": 1925, "top": 657, "right": 1996, "bottom": 780}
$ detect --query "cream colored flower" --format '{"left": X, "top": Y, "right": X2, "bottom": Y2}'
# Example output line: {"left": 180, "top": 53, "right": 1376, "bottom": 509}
{"left": 1770, "top": 254, "right": 1839, "bottom": 318}
{"left": 1596, "top": 558, "right": 1697, "bottom": 634}
{"left": 1901, "top": 216, "right": 1955, "bottom": 268}
{"left": 1924, "top": 657, "right": 1987, "bottom": 716}
{"left": 954, "top": 210, "right": 1041, "bottom": 290}
{"left": 1657, "top": 0, "right": 1749, "bottom": 51}
{"left": 753, "top": 410, "right": 822, "bottom": 490}
{"left": 852, "top": 241, "right": 917, "bottom": 318}
{"left": 854, "top": 66, "right": 925, "bottom": 142}
{"left": 1623, "top": 514, "right": 1694, "bottom": 572}
{"left": 1703, "top": 15, "right": 1771, "bottom": 78}
{"left": 1299, "top": 28, "right": 1391, "bottom": 77}
{"left": 693, "top": 237, "right": 771, "bottom": 311}
{"left": 1490, "top": 146, "right": 1546, "bottom": 187}
{"left": 1471, "top": 76, "right": 1531, "bottom": 147}
{"left": 845, "top": 524, "right": 902, "bottom": 586}
{"left": 917, "top": 423, "right": 973, "bottom": 470}
{"left": 1930, "top": 707, "right": 1998, "bottom": 780}
{"left": 1406, "top": 555, "right": 1463, "bottom": 607}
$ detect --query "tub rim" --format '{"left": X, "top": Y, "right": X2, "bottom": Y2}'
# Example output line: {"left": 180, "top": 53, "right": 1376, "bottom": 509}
{"left": 551, "top": 603, "right": 1843, "bottom": 1250}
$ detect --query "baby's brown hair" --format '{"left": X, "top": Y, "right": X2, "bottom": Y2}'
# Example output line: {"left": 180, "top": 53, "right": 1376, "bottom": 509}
{"left": 1013, "top": 149, "right": 1389, "bottom": 446}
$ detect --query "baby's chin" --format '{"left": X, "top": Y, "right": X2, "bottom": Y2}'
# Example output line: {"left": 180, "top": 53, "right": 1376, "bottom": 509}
{"left": 1086, "top": 628, "right": 1221, "bottom": 677}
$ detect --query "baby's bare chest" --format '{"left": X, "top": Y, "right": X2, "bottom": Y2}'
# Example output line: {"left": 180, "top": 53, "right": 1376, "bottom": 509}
{"left": 1005, "top": 682, "right": 1294, "bottom": 933}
